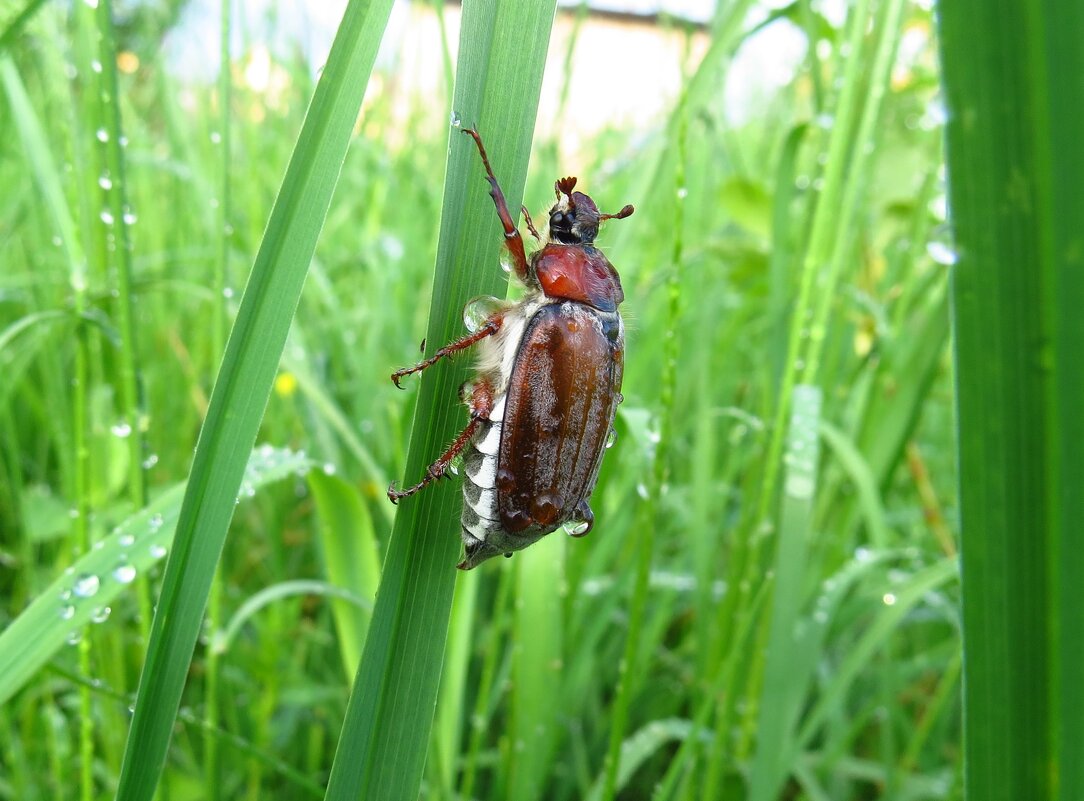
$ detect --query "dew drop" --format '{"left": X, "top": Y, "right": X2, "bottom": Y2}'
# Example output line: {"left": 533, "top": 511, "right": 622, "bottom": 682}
{"left": 564, "top": 519, "right": 590, "bottom": 536}
{"left": 148, "top": 513, "right": 164, "bottom": 532}
{"left": 222, "top": 287, "right": 235, "bottom": 299}
{"left": 210, "top": 131, "right": 222, "bottom": 144}
{"left": 113, "top": 563, "right": 137, "bottom": 584}
{"left": 118, "top": 532, "right": 135, "bottom": 547}
{"left": 91, "top": 606, "right": 111, "bottom": 623}
{"left": 90, "top": 59, "right": 102, "bottom": 74}
{"left": 450, "top": 110, "right": 462, "bottom": 128}
{"left": 67, "top": 630, "right": 83, "bottom": 645}
{"left": 73, "top": 574, "right": 101, "bottom": 598}
{"left": 122, "top": 209, "right": 137, "bottom": 226}
{"left": 322, "top": 462, "right": 337, "bottom": 475}
{"left": 149, "top": 543, "right": 168, "bottom": 560}
{"left": 111, "top": 421, "right": 132, "bottom": 438}
{"left": 605, "top": 428, "right": 617, "bottom": 449}
{"left": 141, "top": 453, "right": 159, "bottom": 469}
{"left": 95, "top": 127, "right": 109, "bottom": 143}
{"left": 100, "top": 209, "right": 115, "bottom": 226}
{"left": 463, "top": 295, "right": 503, "bottom": 333}
{"left": 676, "top": 186, "right": 688, "bottom": 200}
{"left": 60, "top": 604, "right": 75, "bottom": 620}
{"left": 498, "top": 249, "right": 515, "bottom": 274}
{"left": 927, "top": 224, "right": 959, "bottom": 265}
{"left": 98, "top": 174, "right": 113, "bottom": 191}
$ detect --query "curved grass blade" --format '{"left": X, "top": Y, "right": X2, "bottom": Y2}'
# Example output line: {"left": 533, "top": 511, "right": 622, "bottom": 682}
{"left": 114, "top": 2, "right": 396, "bottom": 797}
{"left": 0, "top": 447, "right": 310, "bottom": 706}
{"left": 323, "top": 1, "right": 558, "bottom": 798}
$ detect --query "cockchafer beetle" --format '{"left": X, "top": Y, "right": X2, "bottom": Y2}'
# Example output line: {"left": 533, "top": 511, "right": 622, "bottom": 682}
{"left": 389, "top": 128, "right": 634, "bottom": 570}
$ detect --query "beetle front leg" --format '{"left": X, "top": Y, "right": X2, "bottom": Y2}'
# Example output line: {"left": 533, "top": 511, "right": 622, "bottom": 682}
{"left": 388, "top": 379, "right": 495, "bottom": 503}
{"left": 391, "top": 315, "right": 502, "bottom": 389}
{"left": 461, "top": 128, "right": 530, "bottom": 282}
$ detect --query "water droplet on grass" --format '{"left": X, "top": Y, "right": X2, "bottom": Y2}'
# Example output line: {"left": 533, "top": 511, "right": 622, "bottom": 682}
{"left": 73, "top": 574, "right": 101, "bottom": 598}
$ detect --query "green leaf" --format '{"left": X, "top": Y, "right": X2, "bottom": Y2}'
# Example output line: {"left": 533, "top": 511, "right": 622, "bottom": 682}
{"left": 113, "top": 2, "right": 396, "bottom": 797}
{"left": 939, "top": 1, "right": 1084, "bottom": 798}
{"left": 323, "top": 1, "right": 558, "bottom": 799}
{"left": 308, "top": 470, "right": 380, "bottom": 681}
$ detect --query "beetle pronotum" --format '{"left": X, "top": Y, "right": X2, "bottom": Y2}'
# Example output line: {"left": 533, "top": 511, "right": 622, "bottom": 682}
{"left": 389, "top": 128, "right": 633, "bottom": 569}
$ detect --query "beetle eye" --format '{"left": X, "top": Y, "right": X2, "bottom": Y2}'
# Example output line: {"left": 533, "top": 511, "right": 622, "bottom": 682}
{"left": 550, "top": 212, "right": 564, "bottom": 226}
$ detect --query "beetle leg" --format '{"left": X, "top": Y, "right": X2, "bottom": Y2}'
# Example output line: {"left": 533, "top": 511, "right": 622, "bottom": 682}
{"left": 387, "top": 379, "right": 495, "bottom": 504}
{"left": 461, "top": 128, "right": 530, "bottom": 282}
{"left": 391, "top": 316, "right": 502, "bottom": 389}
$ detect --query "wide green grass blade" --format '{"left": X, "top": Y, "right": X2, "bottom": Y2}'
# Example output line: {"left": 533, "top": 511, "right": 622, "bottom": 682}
{"left": 114, "top": 2, "right": 395, "bottom": 797}
{"left": 308, "top": 470, "right": 380, "bottom": 680}
{"left": 323, "top": 1, "right": 558, "bottom": 798}
{"left": 938, "top": 1, "right": 1084, "bottom": 798}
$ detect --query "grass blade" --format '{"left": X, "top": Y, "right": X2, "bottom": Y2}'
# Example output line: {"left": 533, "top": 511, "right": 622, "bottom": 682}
{"left": 0, "top": 447, "right": 309, "bottom": 706}
{"left": 938, "top": 1, "right": 1084, "bottom": 798}
{"left": 308, "top": 470, "right": 380, "bottom": 680}
{"left": 323, "top": 1, "right": 558, "bottom": 798}
{"left": 114, "top": 2, "right": 395, "bottom": 797}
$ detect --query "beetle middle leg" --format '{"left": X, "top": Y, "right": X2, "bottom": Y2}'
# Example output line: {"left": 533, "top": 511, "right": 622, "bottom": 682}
{"left": 461, "top": 128, "right": 530, "bottom": 281}
{"left": 387, "top": 378, "right": 495, "bottom": 503}
{"left": 391, "top": 315, "right": 502, "bottom": 389}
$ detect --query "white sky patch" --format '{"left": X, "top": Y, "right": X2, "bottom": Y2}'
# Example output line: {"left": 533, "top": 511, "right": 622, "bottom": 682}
{"left": 724, "top": 16, "right": 808, "bottom": 126}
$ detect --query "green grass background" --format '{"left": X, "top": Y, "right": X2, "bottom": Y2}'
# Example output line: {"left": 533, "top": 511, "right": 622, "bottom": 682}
{"left": 0, "top": 1, "right": 965, "bottom": 799}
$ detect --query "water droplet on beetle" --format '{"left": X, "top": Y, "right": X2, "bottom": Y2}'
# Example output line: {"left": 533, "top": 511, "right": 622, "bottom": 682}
{"left": 605, "top": 428, "right": 617, "bottom": 449}
{"left": 73, "top": 574, "right": 100, "bottom": 598}
{"left": 498, "top": 249, "right": 515, "bottom": 274}
{"left": 463, "top": 296, "right": 503, "bottom": 333}
{"left": 448, "top": 453, "right": 463, "bottom": 476}
{"left": 564, "top": 519, "right": 590, "bottom": 537}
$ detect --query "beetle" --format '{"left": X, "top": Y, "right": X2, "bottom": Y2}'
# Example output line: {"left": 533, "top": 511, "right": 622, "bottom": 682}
{"left": 388, "top": 128, "right": 633, "bottom": 570}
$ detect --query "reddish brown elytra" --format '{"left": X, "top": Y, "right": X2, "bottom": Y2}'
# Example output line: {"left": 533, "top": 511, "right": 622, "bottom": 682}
{"left": 389, "top": 128, "right": 633, "bottom": 569}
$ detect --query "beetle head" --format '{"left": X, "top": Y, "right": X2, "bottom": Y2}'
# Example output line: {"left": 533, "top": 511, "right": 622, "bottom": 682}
{"left": 549, "top": 177, "right": 634, "bottom": 246}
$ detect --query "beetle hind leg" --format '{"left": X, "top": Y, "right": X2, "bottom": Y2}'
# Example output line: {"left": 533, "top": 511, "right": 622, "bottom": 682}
{"left": 387, "top": 378, "right": 496, "bottom": 503}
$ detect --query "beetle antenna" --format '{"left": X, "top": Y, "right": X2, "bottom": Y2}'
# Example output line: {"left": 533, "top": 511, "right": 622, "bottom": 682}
{"left": 600, "top": 204, "right": 635, "bottom": 221}
{"left": 555, "top": 176, "right": 577, "bottom": 199}
{"left": 521, "top": 205, "right": 541, "bottom": 240}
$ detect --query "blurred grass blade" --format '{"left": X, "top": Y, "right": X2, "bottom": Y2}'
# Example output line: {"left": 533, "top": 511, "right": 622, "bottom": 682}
{"left": 749, "top": 383, "right": 821, "bottom": 801}
{"left": 114, "top": 2, "right": 395, "bottom": 798}
{"left": 938, "top": 2, "right": 1084, "bottom": 798}
{"left": 508, "top": 535, "right": 565, "bottom": 800}
{"left": 323, "top": 1, "right": 558, "bottom": 798}
{"left": 0, "top": 447, "right": 309, "bottom": 706}
{"left": 308, "top": 470, "right": 380, "bottom": 680}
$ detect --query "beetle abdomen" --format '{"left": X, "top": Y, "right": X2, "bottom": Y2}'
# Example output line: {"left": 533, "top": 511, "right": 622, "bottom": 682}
{"left": 497, "top": 302, "right": 623, "bottom": 535}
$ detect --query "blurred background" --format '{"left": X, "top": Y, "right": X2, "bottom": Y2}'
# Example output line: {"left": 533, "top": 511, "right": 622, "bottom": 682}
{"left": 0, "top": 0, "right": 956, "bottom": 798}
